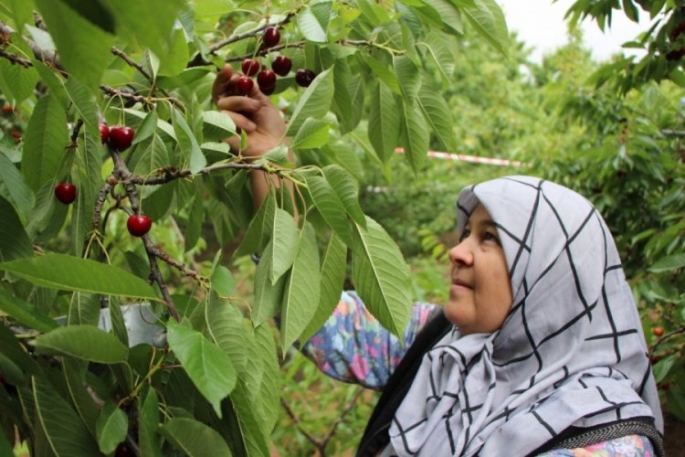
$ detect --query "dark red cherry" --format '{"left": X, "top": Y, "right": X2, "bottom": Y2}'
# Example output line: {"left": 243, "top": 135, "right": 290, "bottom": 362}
{"left": 271, "top": 56, "right": 292, "bottom": 76}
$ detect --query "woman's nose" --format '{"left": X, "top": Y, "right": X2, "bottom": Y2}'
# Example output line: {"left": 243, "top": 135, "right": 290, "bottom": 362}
{"left": 449, "top": 239, "right": 473, "bottom": 266}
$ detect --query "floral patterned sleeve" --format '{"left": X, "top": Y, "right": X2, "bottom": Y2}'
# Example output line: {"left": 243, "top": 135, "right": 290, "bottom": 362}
{"left": 300, "top": 290, "right": 438, "bottom": 390}
{"left": 535, "top": 434, "right": 655, "bottom": 456}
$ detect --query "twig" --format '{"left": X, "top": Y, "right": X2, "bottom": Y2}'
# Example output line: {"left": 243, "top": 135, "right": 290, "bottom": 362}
{"left": 129, "top": 161, "right": 270, "bottom": 185}
{"left": 322, "top": 388, "right": 365, "bottom": 448}
{"left": 111, "top": 46, "right": 152, "bottom": 81}
{"left": 0, "top": 48, "right": 33, "bottom": 68}
{"left": 208, "top": 10, "right": 300, "bottom": 55}
{"left": 92, "top": 183, "right": 114, "bottom": 231}
{"left": 280, "top": 397, "right": 325, "bottom": 450}
{"left": 110, "top": 149, "right": 180, "bottom": 321}
{"left": 650, "top": 325, "right": 685, "bottom": 353}
{"left": 69, "top": 119, "right": 84, "bottom": 145}
{"left": 224, "top": 41, "right": 306, "bottom": 63}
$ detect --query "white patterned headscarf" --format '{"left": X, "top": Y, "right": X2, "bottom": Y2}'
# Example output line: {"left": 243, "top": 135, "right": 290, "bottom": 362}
{"left": 385, "top": 176, "right": 663, "bottom": 456}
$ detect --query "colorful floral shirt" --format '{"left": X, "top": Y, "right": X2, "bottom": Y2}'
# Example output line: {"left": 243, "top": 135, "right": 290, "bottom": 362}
{"left": 300, "top": 292, "right": 657, "bottom": 456}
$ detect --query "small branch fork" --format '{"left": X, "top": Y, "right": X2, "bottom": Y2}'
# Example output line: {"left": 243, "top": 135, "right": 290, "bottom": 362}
{"left": 280, "top": 388, "right": 365, "bottom": 457}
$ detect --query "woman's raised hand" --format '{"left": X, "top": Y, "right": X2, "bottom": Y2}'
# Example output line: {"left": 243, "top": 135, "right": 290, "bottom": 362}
{"left": 212, "top": 64, "right": 287, "bottom": 159}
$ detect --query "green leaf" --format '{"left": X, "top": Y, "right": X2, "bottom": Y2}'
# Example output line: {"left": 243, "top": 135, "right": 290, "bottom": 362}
{"left": 100, "top": 0, "right": 185, "bottom": 58}
{"left": 235, "top": 192, "right": 276, "bottom": 257}
{"left": 0, "top": 153, "right": 34, "bottom": 218}
{"left": 35, "top": 0, "right": 115, "bottom": 91}
{"left": 21, "top": 94, "right": 69, "bottom": 192}
{"left": 167, "top": 320, "right": 237, "bottom": 417}
{"left": 32, "top": 376, "right": 101, "bottom": 457}
{"left": 400, "top": 97, "right": 429, "bottom": 172}
{"left": 172, "top": 108, "right": 207, "bottom": 174}
{"left": 34, "top": 326, "right": 128, "bottom": 363}
{"left": 351, "top": 217, "right": 411, "bottom": 337}
{"left": 158, "top": 25, "right": 189, "bottom": 76}
{"left": 649, "top": 254, "right": 685, "bottom": 273}
{"left": 323, "top": 165, "right": 366, "bottom": 227}
{"left": 368, "top": 83, "right": 400, "bottom": 162}
{"left": 0, "top": 197, "right": 33, "bottom": 262}
{"left": 286, "top": 68, "right": 335, "bottom": 136}
{"left": 202, "top": 110, "right": 237, "bottom": 142}
{"left": 302, "top": 172, "right": 352, "bottom": 244}
{"left": 422, "top": 0, "right": 463, "bottom": 35}
{"left": 255, "top": 323, "right": 281, "bottom": 434}
{"left": 268, "top": 208, "right": 300, "bottom": 284}
{"left": 138, "top": 388, "right": 163, "bottom": 457}
{"left": 71, "top": 134, "right": 102, "bottom": 256}
{"left": 252, "top": 241, "right": 288, "bottom": 326}
{"left": 160, "top": 418, "right": 233, "bottom": 457}
{"left": 291, "top": 118, "right": 331, "bottom": 150}
{"left": 0, "top": 55, "right": 39, "bottom": 104}
{"left": 0, "top": 254, "right": 159, "bottom": 300}
{"left": 463, "top": 0, "right": 509, "bottom": 55}
{"left": 206, "top": 294, "right": 250, "bottom": 375}
{"left": 0, "top": 323, "right": 40, "bottom": 376}
{"left": 394, "top": 55, "right": 421, "bottom": 100}
{"left": 8, "top": 0, "right": 35, "bottom": 33}
{"left": 0, "top": 289, "right": 59, "bottom": 333}
{"left": 417, "top": 83, "right": 457, "bottom": 151}
{"left": 297, "top": 6, "right": 328, "bottom": 42}
{"left": 211, "top": 266, "right": 235, "bottom": 297}
{"left": 62, "top": 358, "right": 99, "bottom": 437}
{"left": 134, "top": 132, "right": 170, "bottom": 177}
{"left": 360, "top": 53, "right": 400, "bottom": 94}
{"left": 301, "top": 233, "right": 346, "bottom": 342}
{"left": 281, "top": 223, "right": 321, "bottom": 350}
{"left": 66, "top": 292, "right": 100, "bottom": 326}
{"left": 184, "top": 189, "right": 204, "bottom": 252}
{"left": 96, "top": 402, "right": 128, "bottom": 455}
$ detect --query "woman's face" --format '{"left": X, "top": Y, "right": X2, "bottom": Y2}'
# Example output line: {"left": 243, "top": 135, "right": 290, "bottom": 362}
{"left": 445, "top": 204, "right": 513, "bottom": 334}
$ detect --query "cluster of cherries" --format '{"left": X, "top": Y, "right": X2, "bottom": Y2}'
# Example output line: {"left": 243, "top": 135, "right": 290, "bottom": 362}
{"left": 231, "top": 26, "right": 317, "bottom": 96}
{"left": 54, "top": 124, "right": 151, "bottom": 237}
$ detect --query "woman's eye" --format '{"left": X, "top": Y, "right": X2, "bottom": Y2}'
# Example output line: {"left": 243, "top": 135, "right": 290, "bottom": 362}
{"left": 484, "top": 231, "right": 500, "bottom": 243}
{"left": 460, "top": 229, "right": 471, "bottom": 241}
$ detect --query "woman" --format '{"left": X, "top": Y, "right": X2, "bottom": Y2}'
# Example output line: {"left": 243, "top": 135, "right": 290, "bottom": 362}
{"left": 213, "top": 67, "right": 664, "bottom": 456}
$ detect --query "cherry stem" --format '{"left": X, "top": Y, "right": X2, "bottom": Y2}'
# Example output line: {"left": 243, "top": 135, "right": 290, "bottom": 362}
{"left": 207, "top": 9, "right": 300, "bottom": 55}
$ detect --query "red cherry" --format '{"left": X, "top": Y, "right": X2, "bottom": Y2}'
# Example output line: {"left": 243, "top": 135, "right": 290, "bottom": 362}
{"left": 261, "top": 84, "right": 276, "bottom": 95}
{"left": 108, "top": 126, "right": 135, "bottom": 151}
{"left": 653, "top": 327, "right": 665, "bottom": 337}
{"left": 236, "top": 75, "right": 254, "bottom": 95}
{"left": 127, "top": 214, "right": 152, "bottom": 237}
{"left": 257, "top": 69, "right": 276, "bottom": 89}
{"left": 295, "top": 69, "right": 316, "bottom": 87}
{"left": 263, "top": 27, "right": 280, "bottom": 48}
{"left": 99, "top": 123, "right": 110, "bottom": 144}
{"left": 106, "top": 176, "right": 118, "bottom": 186}
{"left": 2, "top": 105, "right": 13, "bottom": 114}
{"left": 241, "top": 58, "right": 260, "bottom": 77}
{"left": 271, "top": 56, "right": 292, "bottom": 76}
{"left": 54, "top": 183, "right": 77, "bottom": 205}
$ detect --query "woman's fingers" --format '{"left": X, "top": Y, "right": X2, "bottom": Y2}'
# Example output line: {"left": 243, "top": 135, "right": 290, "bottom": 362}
{"left": 215, "top": 95, "right": 261, "bottom": 114}
{"left": 220, "top": 109, "right": 256, "bottom": 133}
{"left": 212, "top": 64, "right": 234, "bottom": 104}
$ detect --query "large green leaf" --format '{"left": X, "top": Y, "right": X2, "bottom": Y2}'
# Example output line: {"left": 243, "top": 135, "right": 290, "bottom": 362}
{"left": 32, "top": 376, "right": 101, "bottom": 457}
{"left": 172, "top": 108, "right": 207, "bottom": 174}
{"left": 0, "top": 197, "right": 33, "bottom": 262}
{"left": 235, "top": 192, "right": 276, "bottom": 257}
{"left": 368, "top": 83, "right": 400, "bottom": 162}
{"left": 360, "top": 52, "right": 400, "bottom": 94}
{"left": 100, "top": 0, "right": 185, "bottom": 58}
{"left": 34, "top": 0, "right": 115, "bottom": 91}
{"left": 72, "top": 134, "right": 102, "bottom": 256}
{"left": 255, "top": 323, "right": 281, "bottom": 435}
{"left": 422, "top": 0, "right": 463, "bottom": 35}
{"left": 202, "top": 110, "right": 237, "bottom": 142}
{"left": 160, "top": 418, "right": 233, "bottom": 457}
{"left": 66, "top": 292, "right": 100, "bottom": 326}
{"left": 0, "top": 254, "right": 159, "bottom": 300}
{"left": 400, "top": 97, "right": 429, "bottom": 172}
{"left": 649, "top": 254, "right": 685, "bottom": 273}
{"left": 158, "top": 25, "right": 189, "bottom": 77}
{"left": 205, "top": 293, "right": 250, "bottom": 374}
{"left": 297, "top": 6, "right": 328, "bottom": 42}
{"left": 62, "top": 358, "right": 99, "bottom": 437}
{"left": 252, "top": 241, "right": 288, "bottom": 326}
{"left": 351, "top": 217, "right": 412, "bottom": 337}
{"left": 33, "top": 326, "right": 128, "bottom": 363}
{"left": 0, "top": 289, "right": 59, "bottom": 333}
{"left": 301, "top": 233, "right": 347, "bottom": 342}
{"left": 95, "top": 402, "right": 128, "bottom": 455}
{"left": 138, "top": 388, "right": 163, "bottom": 457}
{"left": 0, "top": 323, "right": 40, "bottom": 376}
{"left": 0, "top": 153, "right": 34, "bottom": 218}
{"left": 268, "top": 208, "right": 300, "bottom": 284}
{"left": 0, "top": 57, "right": 39, "bottom": 105}
{"left": 167, "top": 320, "right": 237, "bottom": 417}
{"left": 462, "top": 0, "right": 509, "bottom": 55}
{"left": 21, "top": 94, "right": 69, "bottom": 193}
{"left": 286, "top": 68, "right": 335, "bottom": 136}
{"left": 394, "top": 55, "right": 422, "bottom": 100}
{"left": 291, "top": 118, "right": 331, "bottom": 150}
{"left": 280, "top": 223, "right": 321, "bottom": 351}
{"left": 323, "top": 165, "right": 366, "bottom": 227}
{"left": 302, "top": 172, "right": 352, "bottom": 244}
{"left": 417, "top": 83, "right": 457, "bottom": 151}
